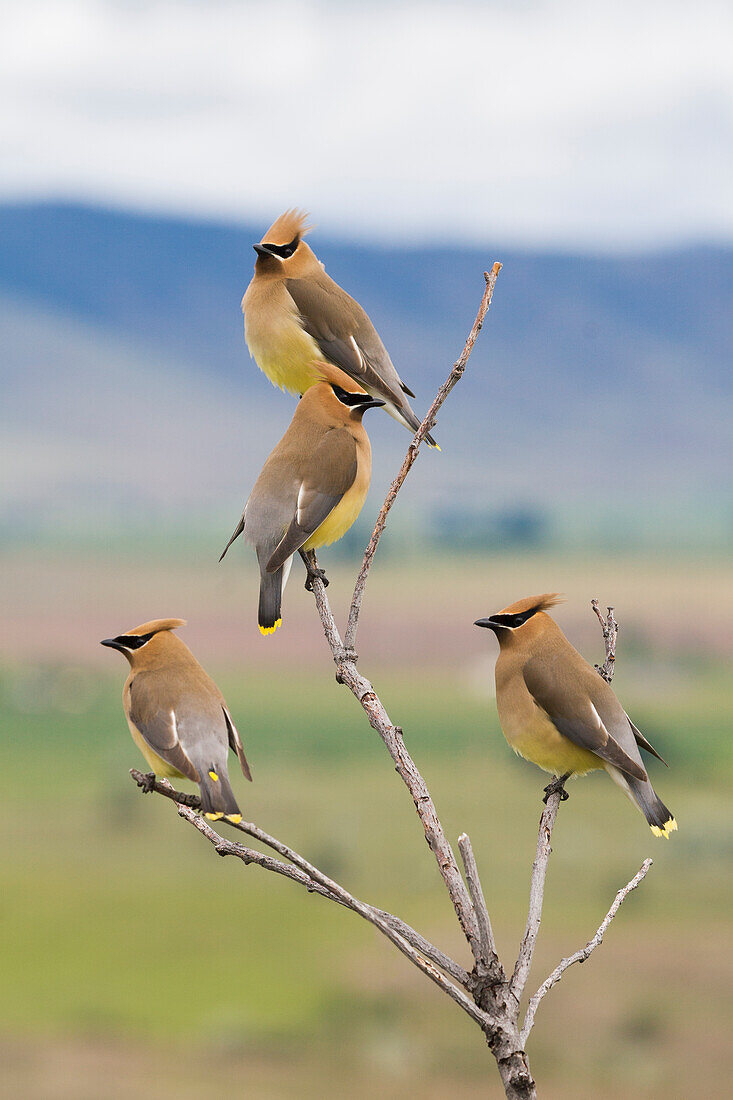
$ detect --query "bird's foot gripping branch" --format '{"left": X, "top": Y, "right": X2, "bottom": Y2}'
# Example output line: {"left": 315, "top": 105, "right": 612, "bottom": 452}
{"left": 542, "top": 773, "right": 571, "bottom": 803}
{"left": 132, "top": 267, "right": 654, "bottom": 1100}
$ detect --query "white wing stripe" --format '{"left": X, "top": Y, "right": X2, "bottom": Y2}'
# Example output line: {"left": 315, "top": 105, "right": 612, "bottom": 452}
{"left": 350, "top": 334, "right": 365, "bottom": 369}
{"left": 589, "top": 702, "right": 603, "bottom": 728}
{"left": 296, "top": 483, "right": 307, "bottom": 526}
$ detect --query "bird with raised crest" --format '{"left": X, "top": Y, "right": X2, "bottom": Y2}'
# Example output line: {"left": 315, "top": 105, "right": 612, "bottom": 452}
{"left": 242, "top": 208, "right": 439, "bottom": 448}
{"left": 475, "top": 594, "right": 677, "bottom": 837}
{"left": 219, "top": 365, "right": 384, "bottom": 635}
{"left": 101, "top": 618, "right": 251, "bottom": 822}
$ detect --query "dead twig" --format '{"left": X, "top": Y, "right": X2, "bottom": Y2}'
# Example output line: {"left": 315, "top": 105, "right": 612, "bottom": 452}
{"left": 308, "top": 269, "right": 503, "bottom": 972}
{"left": 130, "top": 768, "right": 469, "bottom": 988}
{"left": 520, "top": 858, "right": 653, "bottom": 1045}
{"left": 591, "top": 598, "right": 618, "bottom": 682}
{"left": 458, "top": 832, "right": 498, "bottom": 971}
{"left": 343, "top": 262, "right": 502, "bottom": 655}
{"left": 509, "top": 790, "right": 563, "bottom": 1007}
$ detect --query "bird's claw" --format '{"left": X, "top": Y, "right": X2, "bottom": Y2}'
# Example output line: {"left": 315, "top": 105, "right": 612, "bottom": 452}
{"left": 304, "top": 566, "right": 329, "bottom": 591}
{"left": 543, "top": 773, "right": 571, "bottom": 804}
{"left": 299, "top": 549, "right": 329, "bottom": 591}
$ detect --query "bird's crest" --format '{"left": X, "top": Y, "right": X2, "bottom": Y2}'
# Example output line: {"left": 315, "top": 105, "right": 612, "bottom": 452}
{"left": 313, "top": 360, "right": 367, "bottom": 392}
{"left": 260, "top": 208, "right": 312, "bottom": 247}
{"left": 496, "top": 593, "right": 565, "bottom": 617}
{"left": 126, "top": 618, "right": 187, "bottom": 637}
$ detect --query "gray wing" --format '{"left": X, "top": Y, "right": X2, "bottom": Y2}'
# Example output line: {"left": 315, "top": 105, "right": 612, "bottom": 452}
{"left": 267, "top": 429, "right": 357, "bottom": 573}
{"left": 129, "top": 674, "right": 200, "bottom": 782}
{"left": 284, "top": 276, "right": 408, "bottom": 407}
{"left": 523, "top": 657, "right": 647, "bottom": 781}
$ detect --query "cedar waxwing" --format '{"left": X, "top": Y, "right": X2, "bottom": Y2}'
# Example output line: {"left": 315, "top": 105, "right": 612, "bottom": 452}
{"left": 219, "top": 368, "right": 384, "bottom": 634}
{"left": 475, "top": 595, "right": 677, "bottom": 838}
{"left": 242, "top": 209, "right": 438, "bottom": 447}
{"left": 101, "top": 618, "right": 252, "bottom": 822}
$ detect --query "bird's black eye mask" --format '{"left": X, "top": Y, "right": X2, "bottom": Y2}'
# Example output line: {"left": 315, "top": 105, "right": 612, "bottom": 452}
{"left": 475, "top": 608, "right": 542, "bottom": 631}
{"left": 330, "top": 384, "right": 386, "bottom": 410}
{"left": 331, "top": 384, "right": 369, "bottom": 406}
{"left": 261, "top": 235, "right": 299, "bottom": 259}
{"left": 488, "top": 612, "right": 536, "bottom": 629}
{"left": 113, "top": 632, "right": 155, "bottom": 650}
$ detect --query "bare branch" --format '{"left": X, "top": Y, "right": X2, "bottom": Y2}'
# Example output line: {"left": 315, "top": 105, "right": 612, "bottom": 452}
{"left": 344, "top": 262, "right": 503, "bottom": 653}
{"left": 130, "top": 769, "right": 469, "bottom": 987}
{"left": 136, "top": 772, "right": 489, "bottom": 1028}
{"left": 458, "top": 832, "right": 498, "bottom": 971}
{"left": 372, "top": 909, "right": 471, "bottom": 988}
{"left": 509, "top": 790, "right": 563, "bottom": 1006}
{"left": 591, "top": 598, "right": 618, "bottom": 683}
{"left": 306, "top": 270, "right": 504, "bottom": 975}
{"left": 308, "top": 575, "right": 488, "bottom": 967}
{"left": 520, "top": 858, "right": 653, "bottom": 1045}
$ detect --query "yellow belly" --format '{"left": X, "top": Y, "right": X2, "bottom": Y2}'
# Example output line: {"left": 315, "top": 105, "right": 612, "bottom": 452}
{"left": 246, "top": 314, "right": 323, "bottom": 396}
{"left": 503, "top": 708, "right": 602, "bottom": 777}
{"left": 128, "top": 721, "right": 185, "bottom": 779}
{"left": 302, "top": 479, "right": 368, "bottom": 550}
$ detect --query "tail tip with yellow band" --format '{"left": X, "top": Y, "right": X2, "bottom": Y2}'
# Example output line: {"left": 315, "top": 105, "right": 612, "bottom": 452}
{"left": 650, "top": 816, "right": 678, "bottom": 839}
{"left": 258, "top": 618, "right": 282, "bottom": 636}
{"left": 203, "top": 811, "right": 242, "bottom": 824}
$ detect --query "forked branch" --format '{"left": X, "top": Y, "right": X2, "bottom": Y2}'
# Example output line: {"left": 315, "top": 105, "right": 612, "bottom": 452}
{"left": 132, "top": 272, "right": 654, "bottom": 1100}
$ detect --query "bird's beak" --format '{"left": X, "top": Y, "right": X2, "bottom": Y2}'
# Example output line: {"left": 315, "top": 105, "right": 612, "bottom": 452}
{"left": 474, "top": 618, "right": 496, "bottom": 630}
{"left": 253, "top": 243, "right": 275, "bottom": 257}
{"left": 100, "top": 637, "right": 124, "bottom": 650}
{"left": 359, "top": 398, "right": 386, "bottom": 410}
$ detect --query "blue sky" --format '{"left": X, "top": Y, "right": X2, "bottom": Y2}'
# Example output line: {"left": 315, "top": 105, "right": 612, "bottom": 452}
{"left": 2, "top": 0, "right": 732, "bottom": 247}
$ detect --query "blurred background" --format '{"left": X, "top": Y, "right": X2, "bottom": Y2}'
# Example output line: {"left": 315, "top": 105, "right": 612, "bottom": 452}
{"left": 2, "top": 1, "right": 732, "bottom": 1097}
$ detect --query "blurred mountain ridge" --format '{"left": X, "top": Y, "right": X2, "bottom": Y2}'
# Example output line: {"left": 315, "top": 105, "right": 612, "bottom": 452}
{"left": 2, "top": 202, "right": 731, "bottom": 547}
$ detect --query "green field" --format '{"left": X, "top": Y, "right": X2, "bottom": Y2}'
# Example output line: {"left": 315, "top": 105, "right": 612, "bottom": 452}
{"left": 2, "top": 550, "right": 732, "bottom": 1097}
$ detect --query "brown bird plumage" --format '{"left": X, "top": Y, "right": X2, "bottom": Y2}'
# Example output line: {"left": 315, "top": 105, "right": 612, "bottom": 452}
{"left": 220, "top": 368, "right": 383, "bottom": 634}
{"left": 242, "top": 209, "right": 438, "bottom": 446}
{"left": 101, "top": 618, "right": 251, "bottom": 821}
{"left": 475, "top": 595, "right": 676, "bottom": 837}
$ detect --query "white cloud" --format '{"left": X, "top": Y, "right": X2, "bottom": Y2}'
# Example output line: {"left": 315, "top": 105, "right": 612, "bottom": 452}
{"left": 1, "top": 0, "right": 732, "bottom": 246}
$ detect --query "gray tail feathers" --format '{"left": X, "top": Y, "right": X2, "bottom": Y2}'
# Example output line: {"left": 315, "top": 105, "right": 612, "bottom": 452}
{"left": 199, "top": 765, "right": 241, "bottom": 821}
{"left": 626, "top": 776, "right": 677, "bottom": 837}
{"left": 258, "top": 566, "right": 283, "bottom": 633}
